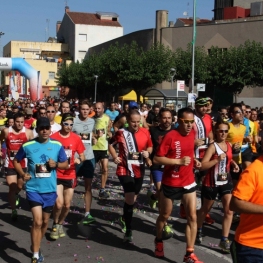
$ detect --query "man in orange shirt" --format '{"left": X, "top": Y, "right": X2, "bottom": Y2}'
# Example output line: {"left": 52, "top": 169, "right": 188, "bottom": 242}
{"left": 230, "top": 155, "right": 263, "bottom": 263}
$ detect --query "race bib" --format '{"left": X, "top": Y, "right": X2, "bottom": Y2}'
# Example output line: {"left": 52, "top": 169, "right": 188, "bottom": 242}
{"left": 65, "top": 149, "right": 72, "bottom": 167}
{"left": 80, "top": 133, "right": 91, "bottom": 144}
{"left": 35, "top": 164, "right": 51, "bottom": 178}
{"left": 10, "top": 150, "right": 18, "bottom": 160}
{"left": 127, "top": 152, "right": 143, "bottom": 165}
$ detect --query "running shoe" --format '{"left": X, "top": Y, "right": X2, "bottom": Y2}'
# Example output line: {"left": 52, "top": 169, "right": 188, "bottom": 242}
{"left": 11, "top": 209, "right": 18, "bottom": 221}
{"left": 82, "top": 214, "right": 96, "bottom": 225}
{"left": 196, "top": 230, "right": 203, "bottom": 244}
{"left": 147, "top": 190, "right": 158, "bottom": 209}
{"left": 183, "top": 253, "right": 204, "bottom": 263}
{"left": 123, "top": 230, "right": 133, "bottom": 242}
{"left": 219, "top": 239, "right": 230, "bottom": 252}
{"left": 204, "top": 214, "right": 214, "bottom": 224}
{"left": 31, "top": 258, "right": 38, "bottom": 263}
{"left": 58, "top": 224, "right": 66, "bottom": 238}
{"left": 99, "top": 190, "right": 110, "bottom": 199}
{"left": 15, "top": 194, "right": 20, "bottom": 206}
{"left": 154, "top": 239, "right": 164, "bottom": 258}
{"left": 179, "top": 204, "right": 186, "bottom": 219}
{"left": 118, "top": 216, "right": 126, "bottom": 233}
{"left": 50, "top": 224, "right": 59, "bottom": 240}
{"left": 163, "top": 225, "right": 173, "bottom": 239}
{"left": 38, "top": 249, "right": 44, "bottom": 262}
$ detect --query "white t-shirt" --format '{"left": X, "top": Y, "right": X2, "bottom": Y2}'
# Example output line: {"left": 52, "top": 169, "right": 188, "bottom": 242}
{"left": 33, "top": 122, "right": 61, "bottom": 138}
{"left": 139, "top": 109, "right": 148, "bottom": 118}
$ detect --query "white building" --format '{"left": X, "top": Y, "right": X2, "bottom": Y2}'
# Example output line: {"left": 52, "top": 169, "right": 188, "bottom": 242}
{"left": 57, "top": 6, "right": 123, "bottom": 62}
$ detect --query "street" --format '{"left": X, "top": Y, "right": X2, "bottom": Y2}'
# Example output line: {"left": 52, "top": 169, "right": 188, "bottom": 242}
{"left": 0, "top": 160, "right": 235, "bottom": 263}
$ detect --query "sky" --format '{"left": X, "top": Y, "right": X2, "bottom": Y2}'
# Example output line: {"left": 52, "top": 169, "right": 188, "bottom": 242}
{"left": 0, "top": 0, "right": 214, "bottom": 49}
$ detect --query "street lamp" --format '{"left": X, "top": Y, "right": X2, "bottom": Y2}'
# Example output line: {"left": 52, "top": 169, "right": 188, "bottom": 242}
{"left": 170, "top": 68, "right": 176, "bottom": 89}
{"left": 94, "top": 75, "right": 98, "bottom": 102}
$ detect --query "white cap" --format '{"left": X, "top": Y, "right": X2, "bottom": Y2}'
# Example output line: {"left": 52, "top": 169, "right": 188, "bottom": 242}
{"left": 30, "top": 103, "right": 34, "bottom": 107}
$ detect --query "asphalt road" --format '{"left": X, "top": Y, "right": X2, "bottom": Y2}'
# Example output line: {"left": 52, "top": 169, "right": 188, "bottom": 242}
{"left": 0, "top": 161, "right": 236, "bottom": 263}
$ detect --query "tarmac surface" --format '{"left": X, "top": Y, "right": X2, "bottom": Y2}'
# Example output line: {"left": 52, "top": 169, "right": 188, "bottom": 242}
{"left": 0, "top": 160, "right": 236, "bottom": 263}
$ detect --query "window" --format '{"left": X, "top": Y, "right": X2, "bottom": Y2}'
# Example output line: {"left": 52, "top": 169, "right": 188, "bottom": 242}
{"left": 78, "top": 34, "right": 87, "bottom": 41}
{"left": 48, "top": 72, "right": 55, "bottom": 79}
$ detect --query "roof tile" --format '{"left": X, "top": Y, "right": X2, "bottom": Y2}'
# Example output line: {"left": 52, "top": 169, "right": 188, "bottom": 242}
{"left": 67, "top": 12, "right": 122, "bottom": 27}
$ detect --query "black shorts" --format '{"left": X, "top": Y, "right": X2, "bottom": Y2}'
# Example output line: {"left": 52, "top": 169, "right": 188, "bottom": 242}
{"left": 57, "top": 178, "right": 77, "bottom": 189}
{"left": 241, "top": 147, "right": 253, "bottom": 163}
{"left": 201, "top": 183, "right": 233, "bottom": 200}
{"left": 230, "top": 164, "right": 242, "bottom": 181}
{"left": 94, "top": 150, "right": 109, "bottom": 163}
{"left": 118, "top": 176, "right": 144, "bottom": 195}
{"left": 161, "top": 183, "right": 196, "bottom": 200}
{"left": 5, "top": 168, "right": 27, "bottom": 178}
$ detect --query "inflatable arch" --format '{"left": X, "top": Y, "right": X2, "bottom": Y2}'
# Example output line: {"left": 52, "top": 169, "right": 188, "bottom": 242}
{"left": 0, "top": 57, "right": 42, "bottom": 100}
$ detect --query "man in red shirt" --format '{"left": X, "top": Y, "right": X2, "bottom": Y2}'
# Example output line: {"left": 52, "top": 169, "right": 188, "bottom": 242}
{"left": 153, "top": 107, "right": 203, "bottom": 263}
{"left": 24, "top": 108, "right": 35, "bottom": 129}
{"left": 50, "top": 113, "right": 85, "bottom": 239}
{"left": 108, "top": 110, "right": 153, "bottom": 242}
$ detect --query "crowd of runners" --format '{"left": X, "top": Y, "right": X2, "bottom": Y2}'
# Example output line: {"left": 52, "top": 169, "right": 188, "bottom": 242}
{"left": 0, "top": 96, "right": 263, "bottom": 263}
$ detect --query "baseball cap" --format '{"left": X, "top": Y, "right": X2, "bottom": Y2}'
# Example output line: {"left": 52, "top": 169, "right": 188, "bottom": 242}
{"left": 25, "top": 108, "right": 33, "bottom": 115}
{"left": 195, "top": 97, "right": 208, "bottom": 106}
{"left": 30, "top": 103, "right": 34, "bottom": 108}
{"left": 129, "top": 101, "right": 138, "bottom": 109}
{"left": 36, "top": 117, "right": 51, "bottom": 128}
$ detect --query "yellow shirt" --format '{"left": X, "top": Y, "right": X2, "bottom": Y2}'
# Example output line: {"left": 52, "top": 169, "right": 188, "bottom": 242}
{"left": 54, "top": 115, "right": 62, "bottom": 125}
{"left": 92, "top": 114, "right": 110, "bottom": 151}
{"left": 251, "top": 121, "right": 259, "bottom": 153}
{"left": 226, "top": 123, "right": 246, "bottom": 164}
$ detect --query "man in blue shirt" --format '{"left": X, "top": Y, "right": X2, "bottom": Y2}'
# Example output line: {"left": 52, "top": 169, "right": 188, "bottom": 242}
{"left": 14, "top": 117, "right": 68, "bottom": 263}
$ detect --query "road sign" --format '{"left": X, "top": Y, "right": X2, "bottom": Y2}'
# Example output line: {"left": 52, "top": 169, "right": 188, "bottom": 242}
{"left": 188, "top": 93, "right": 197, "bottom": 103}
{"left": 177, "top": 80, "right": 185, "bottom": 91}
{"left": 197, "top": 83, "right": 206, "bottom": 92}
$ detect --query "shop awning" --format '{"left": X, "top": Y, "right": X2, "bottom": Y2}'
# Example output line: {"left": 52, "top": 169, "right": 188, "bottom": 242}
{"left": 118, "top": 90, "right": 144, "bottom": 102}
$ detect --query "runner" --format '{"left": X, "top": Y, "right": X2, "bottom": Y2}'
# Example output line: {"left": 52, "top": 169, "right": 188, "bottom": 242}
{"left": 113, "top": 102, "right": 148, "bottom": 131}
{"left": 153, "top": 107, "right": 203, "bottom": 263}
{"left": 93, "top": 102, "right": 111, "bottom": 199}
{"left": 54, "top": 101, "right": 71, "bottom": 124}
{"left": 196, "top": 121, "right": 239, "bottom": 252}
{"left": 13, "top": 117, "right": 68, "bottom": 263}
{"left": 108, "top": 109, "right": 153, "bottom": 242}
{"left": 50, "top": 113, "right": 85, "bottom": 239}
{"left": 0, "top": 112, "right": 34, "bottom": 220}
{"left": 147, "top": 108, "right": 174, "bottom": 238}
{"left": 33, "top": 105, "right": 61, "bottom": 137}
{"left": 72, "top": 100, "right": 96, "bottom": 224}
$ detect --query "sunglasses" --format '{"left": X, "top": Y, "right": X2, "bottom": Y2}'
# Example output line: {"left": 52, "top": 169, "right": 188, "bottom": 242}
{"left": 39, "top": 126, "right": 50, "bottom": 130}
{"left": 218, "top": 129, "right": 228, "bottom": 133}
{"left": 179, "top": 118, "right": 195, "bottom": 124}
{"left": 47, "top": 110, "right": 55, "bottom": 113}
{"left": 63, "top": 122, "right": 73, "bottom": 127}
{"left": 234, "top": 111, "right": 242, "bottom": 114}
{"left": 246, "top": 111, "right": 251, "bottom": 113}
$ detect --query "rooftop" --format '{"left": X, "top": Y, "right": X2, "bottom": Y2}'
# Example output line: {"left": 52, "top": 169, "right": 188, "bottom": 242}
{"left": 67, "top": 12, "right": 122, "bottom": 27}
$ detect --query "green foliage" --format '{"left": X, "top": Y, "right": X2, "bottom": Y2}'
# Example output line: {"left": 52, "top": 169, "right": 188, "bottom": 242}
{"left": 56, "top": 40, "right": 263, "bottom": 100}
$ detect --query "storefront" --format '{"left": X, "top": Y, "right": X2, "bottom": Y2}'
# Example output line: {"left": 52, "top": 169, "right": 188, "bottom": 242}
{"left": 143, "top": 88, "right": 188, "bottom": 111}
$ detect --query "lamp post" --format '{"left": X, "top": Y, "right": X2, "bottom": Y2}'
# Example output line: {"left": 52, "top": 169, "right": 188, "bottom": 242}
{"left": 170, "top": 68, "right": 176, "bottom": 89}
{"left": 0, "top": 32, "right": 5, "bottom": 88}
{"left": 94, "top": 75, "right": 98, "bottom": 102}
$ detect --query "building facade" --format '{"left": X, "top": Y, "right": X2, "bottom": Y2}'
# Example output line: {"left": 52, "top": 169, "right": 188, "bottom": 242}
{"left": 57, "top": 6, "right": 123, "bottom": 62}
{"left": 2, "top": 41, "right": 69, "bottom": 98}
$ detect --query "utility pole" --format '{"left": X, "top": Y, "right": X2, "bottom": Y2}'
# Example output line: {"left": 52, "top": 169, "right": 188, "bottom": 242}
{"left": 0, "top": 31, "right": 5, "bottom": 88}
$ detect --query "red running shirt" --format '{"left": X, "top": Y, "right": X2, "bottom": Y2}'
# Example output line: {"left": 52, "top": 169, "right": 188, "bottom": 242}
{"left": 51, "top": 131, "right": 85, "bottom": 179}
{"left": 5, "top": 126, "right": 28, "bottom": 168}
{"left": 24, "top": 118, "right": 35, "bottom": 129}
{"left": 111, "top": 127, "right": 153, "bottom": 178}
{"left": 155, "top": 129, "right": 195, "bottom": 187}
